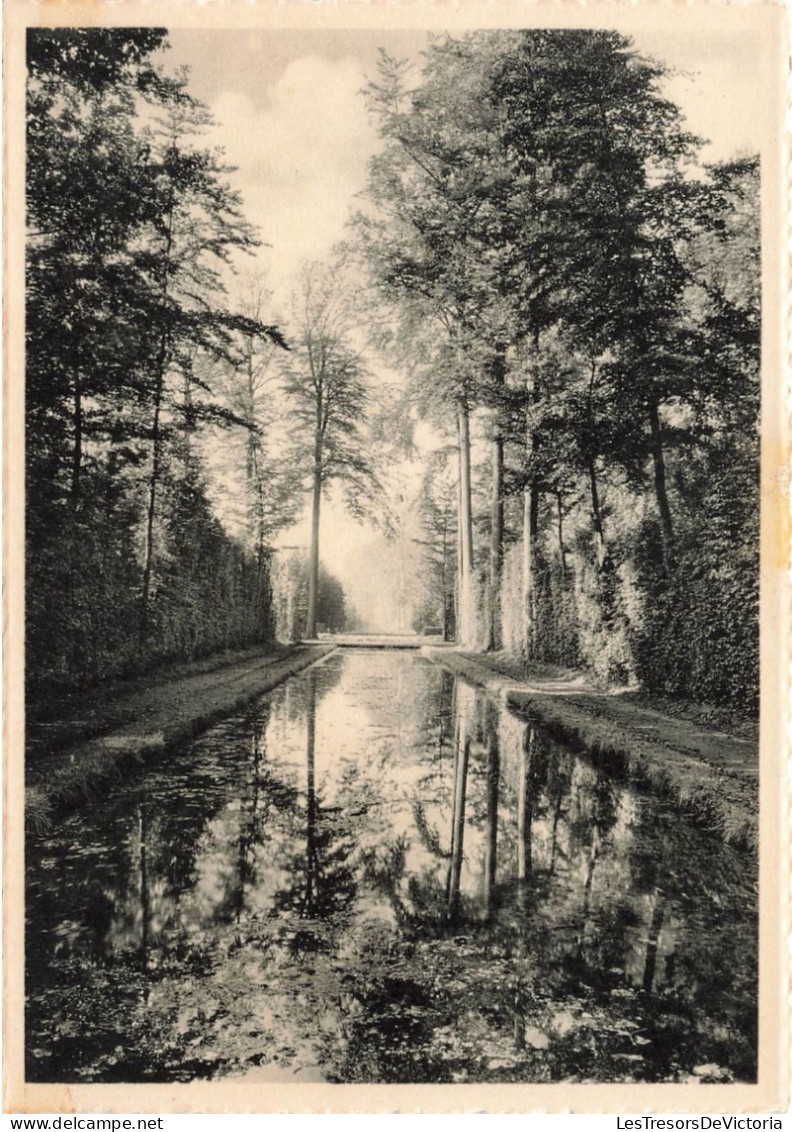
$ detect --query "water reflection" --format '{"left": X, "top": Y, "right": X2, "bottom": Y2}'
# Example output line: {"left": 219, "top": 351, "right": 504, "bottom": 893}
{"left": 26, "top": 651, "right": 757, "bottom": 1085}
{"left": 483, "top": 700, "right": 499, "bottom": 922}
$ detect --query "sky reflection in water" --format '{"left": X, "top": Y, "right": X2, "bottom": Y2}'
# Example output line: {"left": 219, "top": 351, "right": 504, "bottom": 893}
{"left": 26, "top": 650, "right": 757, "bottom": 1084}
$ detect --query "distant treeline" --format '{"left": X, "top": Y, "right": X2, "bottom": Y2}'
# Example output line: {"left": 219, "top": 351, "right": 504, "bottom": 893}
{"left": 273, "top": 557, "right": 348, "bottom": 641}
{"left": 357, "top": 32, "right": 759, "bottom": 714}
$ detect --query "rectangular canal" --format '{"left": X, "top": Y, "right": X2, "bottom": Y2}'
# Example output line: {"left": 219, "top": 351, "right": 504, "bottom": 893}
{"left": 25, "top": 649, "right": 757, "bottom": 1084}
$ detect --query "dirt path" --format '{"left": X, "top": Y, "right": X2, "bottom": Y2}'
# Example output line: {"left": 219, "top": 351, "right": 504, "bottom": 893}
{"left": 422, "top": 646, "right": 758, "bottom": 849}
{"left": 26, "top": 643, "right": 336, "bottom": 828}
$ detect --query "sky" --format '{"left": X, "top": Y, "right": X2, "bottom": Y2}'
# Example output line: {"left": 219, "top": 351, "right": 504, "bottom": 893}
{"left": 164, "top": 24, "right": 765, "bottom": 302}
{"left": 164, "top": 24, "right": 764, "bottom": 298}
{"left": 164, "top": 30, "right": 429, "bottom": 302}
{"left": 161, "top": 25, "right": 767, "bottom": 628}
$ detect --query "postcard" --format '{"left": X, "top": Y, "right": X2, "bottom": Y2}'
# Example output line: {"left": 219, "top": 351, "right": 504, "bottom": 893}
{"left": 4, "top": 0, "right": 789, "bottom": 1115}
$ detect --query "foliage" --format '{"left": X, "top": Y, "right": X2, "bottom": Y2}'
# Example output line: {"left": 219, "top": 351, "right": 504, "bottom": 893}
{"left": 273, "top": 555, "right": 349, "bottom": 640}
{"left": 207, "top": 274, "right": 303, "bottom": 554}
{"left": 412, "top": 451, "right": 458, "bottom": 639}
{"left": 26, "top": 29, "right": 286, "bottom": 692}
{"left": 26, "top": 28, "right": 760, "bottom": 704}
{"left": 282, "top": 262, "right": 378, "bottom": 515}
{"left": 358, "top": 31, "right": 759, "bottom": 713}
{"left": 281, "top": 260, "right": 379, "bottom": 637}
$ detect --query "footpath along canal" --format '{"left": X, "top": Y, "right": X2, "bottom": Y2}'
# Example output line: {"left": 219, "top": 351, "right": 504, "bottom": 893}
{"left": 25, "top": 648, "right": 757, "bottom": 1084}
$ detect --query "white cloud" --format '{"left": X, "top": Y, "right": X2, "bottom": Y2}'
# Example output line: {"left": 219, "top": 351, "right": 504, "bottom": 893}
{"left": 209, "top": 55, "right": 378, "bottom": 297}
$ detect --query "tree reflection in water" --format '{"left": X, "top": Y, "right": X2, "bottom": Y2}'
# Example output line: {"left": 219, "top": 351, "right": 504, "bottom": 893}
{"left": 272, "top": 665, "right": 357, "bottom": 951}
{"left": 26, "top": 651, "right": 757, "bottom": 1084}
{"left": 482, "top": 699, "right": 500, "bottom": 923}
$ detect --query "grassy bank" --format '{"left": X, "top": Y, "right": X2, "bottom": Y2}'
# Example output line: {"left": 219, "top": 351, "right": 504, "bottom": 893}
{"left": 26, "top": 643, "right": 336, "bottom": 833}
{"left": 421, "top": 646, "right": 757, "bottom": 850}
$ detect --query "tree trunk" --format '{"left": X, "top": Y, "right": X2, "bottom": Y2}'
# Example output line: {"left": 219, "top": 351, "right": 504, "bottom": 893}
{"left": 556, "top": 491, "right": 567, "bottom": 577}
{"left": 447, "top": 733, "right": 470, "bottom": 920}
{"left": 522, "top": 331, "right": 541, "bottom": 659}
{"left": 140, "top": 200, "right": 174, "bottom": 643}
{"left": 71, "top": 373, "right": 82, "bottom": 505}
{"left": 306, "top": 429, "right": 323, "bottom": 638}
{"left": 521, "top": 480, "right": 539, "bottom": 660}
{"left": 138, "top": 803, "right": 150, "bottom": 975}
{"left": 642, "top": 887, "right": 667, "bottom": 994}
{"left": 457, "top": 401, "right": 475, "bottom": 647}
{"left": 483, "top": 702, "right": 500, "bottom": 921}
{"left": 440, "top": 514, "right": 453, "bottom": 641}
{"left": 517, "top": 725, "right": 534, "bottom": 896}
{"left": 140, "top": 372, "right": 163, "bottom": 642}
{"left": 486, "top": 426, "right": 504, "bottom": 651}
{"left": 182, "top": 368, "right": 194, "bottom": 446}
{"left": 286, "top": 564, "right": 296, "bottom": 642}
{"left": 584, "top": 357, "right": 607, "bottom": 568}
{"left": 233, "top": 726, "right": 263, "bottom": 921}
{"left": 576, "top": 829, "right": 600, "bottom": 958}
{"left": 244, "top": 342, "right": 266, "bottom": 556}
{"left": 455, "top": 475, "right": 463, "bottom": 640}
{"left": 648, "top": 398, "right": 674, "bottom": 570}
{"left": 444, "top": 682, "right": 460, "bottom": 903}
{"left": 304, "top": 668, "right": 318, "bottom": 913}
{"left": 587, "top": 456, "right": 607, "bottom": 568}
{"left": 486, "top": 345, "right": 506, "bottom": 652}
{"left": 548, "top": 791, "right": 564, "bottom": 877}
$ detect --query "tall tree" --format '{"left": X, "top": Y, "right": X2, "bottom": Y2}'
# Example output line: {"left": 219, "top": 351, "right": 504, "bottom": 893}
{"left": 208, "top": 274, "right": 302, "bottom": 557}
{"left": 134, "top": 89, "right": 284, "bottom": 640}
{"left": 357, "top": 42, "right": 515, "bottom": 646}
{"left": 26, "top": 28, "right": 286, "bottom": 688}
{"left": 26, "top": 28, "right": 179, "bottom": 683}
{"left": 26, "top": 28, "right": 172, "bottom": 510}
{"left": 282, "top": 262, "right": 377, "bottom": 638}
{"left": 488, "top": 31, "right": 698, "bottom": 572}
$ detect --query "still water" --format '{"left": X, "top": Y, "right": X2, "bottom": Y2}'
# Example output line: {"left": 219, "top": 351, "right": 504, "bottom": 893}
{"left": 26, "top": 650, "right": 757, "bottom": 1084}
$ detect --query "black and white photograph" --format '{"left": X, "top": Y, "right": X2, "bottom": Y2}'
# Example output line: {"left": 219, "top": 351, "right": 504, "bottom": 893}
{"left": 4, "top": 0, "right": 788, "bottom": 1113}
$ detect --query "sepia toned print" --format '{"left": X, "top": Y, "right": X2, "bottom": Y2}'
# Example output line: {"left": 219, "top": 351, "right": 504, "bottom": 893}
{"left": 4, "top": 0, "right": 788, "bottom": 1115}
